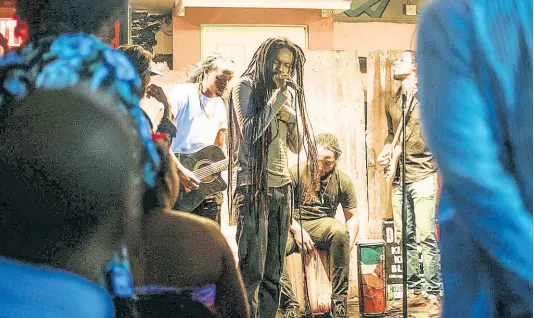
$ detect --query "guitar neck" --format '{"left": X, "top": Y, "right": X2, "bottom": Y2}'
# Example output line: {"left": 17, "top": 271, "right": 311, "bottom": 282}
{"left": 391, "top": 124, "right": 403, "bottom": 147}
{"left": 194, "top": 159, "right": 229, "bottom": 179}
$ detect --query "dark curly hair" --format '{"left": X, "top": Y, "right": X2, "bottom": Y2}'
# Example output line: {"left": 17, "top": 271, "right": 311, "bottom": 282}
{"left": 117, "top": 45, "right": 153, "bottom": 77}
{"left": 16, "top": 0, "right": 126, "bottom": 39}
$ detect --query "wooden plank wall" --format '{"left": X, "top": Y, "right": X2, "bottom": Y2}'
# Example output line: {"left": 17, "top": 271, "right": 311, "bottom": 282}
{"left": 284, "top": 50, "right": 367, "bottom": 301}
{"left": 297, "top": 49, "right": 368, "bottom": 240}
{"left": 365, "top": 50, "right": 400, "bottom": 239}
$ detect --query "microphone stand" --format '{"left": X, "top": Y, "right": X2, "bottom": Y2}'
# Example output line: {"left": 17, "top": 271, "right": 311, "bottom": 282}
{"left": 293, "top": 87, "right": 313, "bottom": 318}
{"left": 401, "top": 94, "right": 408, "bottom": 318}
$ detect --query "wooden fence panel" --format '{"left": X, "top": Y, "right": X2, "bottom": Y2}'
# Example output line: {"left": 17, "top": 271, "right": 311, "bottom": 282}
{"left": 285, "top": 49, "right": 366, "bottom": 302}
{"left": 365, "top": 50, "right": 400, "bottom": 239}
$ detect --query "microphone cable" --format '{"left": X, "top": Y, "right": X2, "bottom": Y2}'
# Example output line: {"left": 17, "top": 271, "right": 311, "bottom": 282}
{"left": 293, "top": 89, "right": 314, "bottom": 318}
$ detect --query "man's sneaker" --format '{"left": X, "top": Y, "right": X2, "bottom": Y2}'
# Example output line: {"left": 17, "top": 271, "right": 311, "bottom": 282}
{"left": 391, "top": 293, "right": 426, "bottom": 309}
{"left": 330, "top": 298, "right": 347, "bottom": 318}
{"left": 428, "top": 298, "right": 441, "bottom": 317}
{"left": 283, "top": 306, "right": 300, "bottom": 318}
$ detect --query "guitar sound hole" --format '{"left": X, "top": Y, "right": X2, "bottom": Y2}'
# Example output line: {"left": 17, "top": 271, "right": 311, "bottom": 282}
{"left": 195, "top": 162, "right": 215, "bottom": 183}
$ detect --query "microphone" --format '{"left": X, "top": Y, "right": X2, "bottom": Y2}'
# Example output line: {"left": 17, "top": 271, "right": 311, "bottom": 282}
{"left": 274, "top": 74, "right": 302, "bottom": 92}
{"left": 286, "top": 78, "right": 302, "bottom": 92}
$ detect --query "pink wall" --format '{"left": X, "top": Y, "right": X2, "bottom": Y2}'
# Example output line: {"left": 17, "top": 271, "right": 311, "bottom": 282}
{"left": 172, "top": 8, "right": 418, "bottom": 70}
{"left": 333, "top": 22, "right": 417, "bottom": 56}
{"left": 172, "top": 8, "right": 333, "bottom": 69}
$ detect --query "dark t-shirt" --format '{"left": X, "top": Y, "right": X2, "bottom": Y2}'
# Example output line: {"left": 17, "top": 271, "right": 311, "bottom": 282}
{"left": 385, "top": 91, "right": 437, "bottom": 183}
{"left": 290, "top": 164, "right": 358, "bottom": 220}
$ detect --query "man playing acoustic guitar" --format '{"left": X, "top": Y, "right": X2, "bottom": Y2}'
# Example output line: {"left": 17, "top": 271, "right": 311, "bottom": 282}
{"left": 167, "top": 54, "right": 235, "bottom": 224}
{"left": 376, "top": 50, "right": 442, "bottom": 317}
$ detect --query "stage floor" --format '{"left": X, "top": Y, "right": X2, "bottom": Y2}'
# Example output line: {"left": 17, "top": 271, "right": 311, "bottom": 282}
{"left": 223, "top": 226, "right": 434, "bottom": 317}
{"left": 276, "top": 300, "right": 431, "bottom": 317}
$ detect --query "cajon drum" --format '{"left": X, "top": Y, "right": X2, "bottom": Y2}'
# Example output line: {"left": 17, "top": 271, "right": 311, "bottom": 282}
{"left": 356, "top": 240, "right": 387, "bottom": 317}
{"left": 285, "top": 251, "right": 332, "bottom": 313}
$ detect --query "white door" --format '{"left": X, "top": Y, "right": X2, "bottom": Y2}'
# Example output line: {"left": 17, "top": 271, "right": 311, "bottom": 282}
{"left": 201, "top": 25, "right": 308, "bottom": 76}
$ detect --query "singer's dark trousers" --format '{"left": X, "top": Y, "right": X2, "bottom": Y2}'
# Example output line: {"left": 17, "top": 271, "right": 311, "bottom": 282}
{"left": 279, "top": 217, "right": 350, "bottom": 311}
{"left": 234, "top": 184, "right": 292, "bottom": 318}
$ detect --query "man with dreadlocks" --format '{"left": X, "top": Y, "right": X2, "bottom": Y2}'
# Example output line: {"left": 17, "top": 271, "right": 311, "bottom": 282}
{"left": 279, "top": 133, "right": 359, "bottom": 318}
{"left": 167, "top": 53, "right": 234, "bottom": 223}
{"left": 228, "top": 37, "right": 317, "bottom": 318}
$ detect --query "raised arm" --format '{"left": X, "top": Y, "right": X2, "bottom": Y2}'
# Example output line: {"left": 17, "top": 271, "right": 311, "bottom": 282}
{"left": 232, "top": 79, "right": 288, "bottom": 144}
{"left": 418, "top": 0, "right": 532, "bottom": 283}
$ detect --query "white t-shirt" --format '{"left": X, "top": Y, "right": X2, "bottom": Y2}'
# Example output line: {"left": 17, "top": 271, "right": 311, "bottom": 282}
{"left": 169, "top": 83, "right": 228, "bottom": 154}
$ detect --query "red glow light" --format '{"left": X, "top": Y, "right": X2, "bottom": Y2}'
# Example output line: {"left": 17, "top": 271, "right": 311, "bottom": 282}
{"left": 0, "top": 18, "right": 24, "bottom": 47}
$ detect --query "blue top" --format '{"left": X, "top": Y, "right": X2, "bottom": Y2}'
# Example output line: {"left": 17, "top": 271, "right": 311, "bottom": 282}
{"left": 0, "top": 257, "right": 114, "bottom": 318}
{"left": 418, "top": 0, "right": 532, "bottom": 284}
{"left": 0, "top": 33, "right": 159, "bottom": 187}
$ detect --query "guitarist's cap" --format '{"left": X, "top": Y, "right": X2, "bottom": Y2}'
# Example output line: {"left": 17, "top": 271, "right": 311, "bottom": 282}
{"left": 316, "top": 133, "right": 342, "bottom": 159}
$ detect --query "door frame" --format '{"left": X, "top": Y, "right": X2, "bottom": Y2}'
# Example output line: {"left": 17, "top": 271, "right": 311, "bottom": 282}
{"left": 199, "top": 24, "right": 310, "bottom": 58}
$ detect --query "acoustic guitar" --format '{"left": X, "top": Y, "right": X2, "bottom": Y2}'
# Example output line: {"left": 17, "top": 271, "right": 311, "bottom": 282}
{"left": 173, "top": 145, "right": 228, "bottom": 212}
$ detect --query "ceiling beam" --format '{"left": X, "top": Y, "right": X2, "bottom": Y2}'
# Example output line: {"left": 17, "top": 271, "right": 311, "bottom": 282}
{"left": 173, "top": 0, "right": 351, "bottom": 16}
{"left": 321, "top": 9, "right": 347, "bottom": 17}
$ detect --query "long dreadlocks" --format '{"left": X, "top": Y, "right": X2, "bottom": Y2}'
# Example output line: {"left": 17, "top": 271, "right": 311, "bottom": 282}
{"left": 228, "top": 37, "right": 318, "bottom": 223}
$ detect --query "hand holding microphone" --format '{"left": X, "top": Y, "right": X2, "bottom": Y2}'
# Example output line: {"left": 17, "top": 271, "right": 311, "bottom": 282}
{"left": 273, "top": 73, "right": 290, "bottom": 91}
{"left": 286, "top": 78, "right": 302, "bottom": 92}
{"left": 274, "top": 73, "right": 302, "bottom": 92}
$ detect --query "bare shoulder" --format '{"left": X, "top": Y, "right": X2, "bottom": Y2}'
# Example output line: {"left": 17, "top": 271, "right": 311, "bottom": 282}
{"left": 166, "top": 210, "right": 220, "bottom": 232}
{"left": 143, "top": 209, "right": 226, "bottom": 286}
{"left": 162, "top": 210, "right": 228, "bottom": 247}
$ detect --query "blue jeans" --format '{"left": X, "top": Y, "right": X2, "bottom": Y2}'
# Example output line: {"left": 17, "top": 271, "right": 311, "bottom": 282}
{"left": 392, "top": 172, "right": 441, "bottom": 297}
